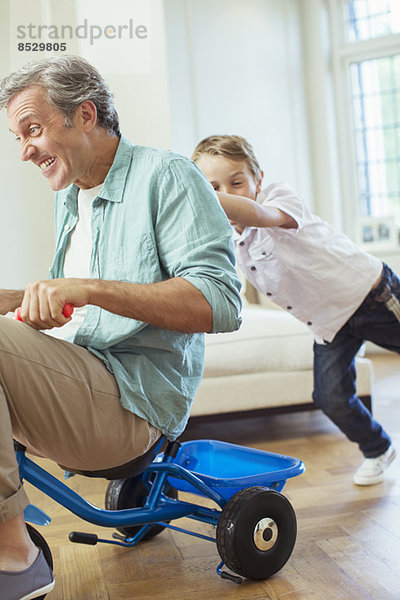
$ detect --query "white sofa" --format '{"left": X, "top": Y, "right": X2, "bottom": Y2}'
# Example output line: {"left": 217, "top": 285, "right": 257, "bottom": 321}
{"left": 191, "top": 297, "right": 372, "bottom": 419}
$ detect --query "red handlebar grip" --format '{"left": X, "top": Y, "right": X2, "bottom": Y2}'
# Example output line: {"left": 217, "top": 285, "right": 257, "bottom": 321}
{"left": 14, "top": 303, "right": 74, "bottom": 322}
{"left": 62, "top": 303, "right": 74, "bottom": 318}
{"left": 14, "top": 307, "right": 23, "bottom": 321}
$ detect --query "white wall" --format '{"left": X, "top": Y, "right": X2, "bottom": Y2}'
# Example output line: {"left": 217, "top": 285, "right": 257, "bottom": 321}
{"left": 86, "top": 0, "right": 172, "bottom": 149}
{"left": 299, "top": 0, "right": 343, "bottom": 228}
{"left": 164, "top": 0, "right": 313, "bottom": 203}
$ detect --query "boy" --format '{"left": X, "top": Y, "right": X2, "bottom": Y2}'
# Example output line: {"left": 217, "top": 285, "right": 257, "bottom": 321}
{"left": 193, "top": 134, "right": 398, "bottom": 486}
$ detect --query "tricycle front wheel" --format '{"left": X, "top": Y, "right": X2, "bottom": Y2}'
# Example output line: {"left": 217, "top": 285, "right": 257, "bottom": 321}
{"left": 216, "top": 486, "right": 297, "bottom": 580}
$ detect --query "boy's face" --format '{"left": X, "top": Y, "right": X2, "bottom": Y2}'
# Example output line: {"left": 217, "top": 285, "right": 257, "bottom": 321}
{"left": 195, "top": 155, "right": 262, "bottom": 200}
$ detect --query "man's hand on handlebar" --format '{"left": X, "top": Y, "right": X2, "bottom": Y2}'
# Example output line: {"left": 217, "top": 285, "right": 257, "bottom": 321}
{"left": 16, "top": 279, "right": 89, "bottom": 330}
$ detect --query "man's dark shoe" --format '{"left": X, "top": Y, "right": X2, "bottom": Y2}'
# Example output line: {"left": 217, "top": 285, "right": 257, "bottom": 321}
{"left": 0, "top": 548, "right": 54, "bottom": 600}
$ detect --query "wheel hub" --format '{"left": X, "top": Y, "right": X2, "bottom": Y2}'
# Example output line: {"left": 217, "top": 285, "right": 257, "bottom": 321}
{"left": 253, "top": 517, "right": 278, "bottom": 551}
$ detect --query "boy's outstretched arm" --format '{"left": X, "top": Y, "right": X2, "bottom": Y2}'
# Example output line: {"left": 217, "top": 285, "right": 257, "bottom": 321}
{"left": 217, "top": 192, "right": 297, "bottom": 230}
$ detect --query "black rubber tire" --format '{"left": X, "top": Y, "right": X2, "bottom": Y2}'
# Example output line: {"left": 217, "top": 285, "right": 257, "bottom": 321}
{"left": 26, "top": 523, "right": 53, "bottom": 599}
{"left": 216, "top": 486, "right": 297, "bottom": 580}
{"left": 105, "top": 474, "right": 177, "bottom": 539}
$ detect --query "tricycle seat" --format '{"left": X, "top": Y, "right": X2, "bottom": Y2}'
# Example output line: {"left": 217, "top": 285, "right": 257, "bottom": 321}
{"left": 65, "top": 436, "right": 166, "bottom": 480}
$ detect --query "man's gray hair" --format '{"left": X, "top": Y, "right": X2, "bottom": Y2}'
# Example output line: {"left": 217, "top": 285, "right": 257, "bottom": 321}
{"left": 0, "top": 55, "right": 120, "bottom": 136}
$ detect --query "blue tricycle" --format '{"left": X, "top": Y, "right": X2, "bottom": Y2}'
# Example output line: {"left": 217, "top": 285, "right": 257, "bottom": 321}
{"left": 16, "top": 436, "right": 304, "bottom": 596}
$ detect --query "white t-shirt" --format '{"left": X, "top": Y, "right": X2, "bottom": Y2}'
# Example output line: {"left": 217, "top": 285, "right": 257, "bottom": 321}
{"left": 234, "top": 182, "right": 382, "bottom": 343}
{"left": 46, "top": 183, "right": 103, "bottom": 341}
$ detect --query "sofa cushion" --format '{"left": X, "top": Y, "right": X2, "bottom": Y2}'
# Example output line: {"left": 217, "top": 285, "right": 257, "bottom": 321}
{"left": 204, "top": 306, "right": 314, "bottom": 377}
{"left": 192, "top": 357, "right": 372, "bottom": 416}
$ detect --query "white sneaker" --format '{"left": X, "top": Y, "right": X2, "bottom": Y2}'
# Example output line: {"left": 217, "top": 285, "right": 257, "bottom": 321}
{"left": 353, "top": 445, "right": 396, "bottom": 486}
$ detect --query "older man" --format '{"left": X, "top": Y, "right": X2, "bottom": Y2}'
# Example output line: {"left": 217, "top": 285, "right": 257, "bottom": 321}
{"left": 0, "top": 56, "right": 241, "bottom": 599}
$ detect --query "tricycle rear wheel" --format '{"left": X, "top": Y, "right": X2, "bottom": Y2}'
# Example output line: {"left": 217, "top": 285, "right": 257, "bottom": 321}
{"left": 216, "top": 486, "right": 297, "bottom": 580}
{"left": 105, "top": 475, "right": 177, "bottom": 539}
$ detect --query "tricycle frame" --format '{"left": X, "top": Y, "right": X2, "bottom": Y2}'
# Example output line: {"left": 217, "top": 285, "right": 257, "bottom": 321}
{"left": 16, "top": 438, "right": 304, "bottom": 583}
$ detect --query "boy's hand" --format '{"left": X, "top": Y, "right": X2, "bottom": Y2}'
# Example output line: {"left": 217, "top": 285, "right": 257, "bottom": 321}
{"left": 229, "top": 221, "right": 246, "bottom": 234}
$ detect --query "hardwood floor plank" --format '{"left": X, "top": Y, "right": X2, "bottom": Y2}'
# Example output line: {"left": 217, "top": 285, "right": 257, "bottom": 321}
{"left": 59, "top": 544, "right": 110, "bottom": 600}
{"left": 289, "top": 541, "right": 377, "bottom": 600}
{"left": 107, "top": 568, "right": 266, "bottom": 600}
{"left": 316, "top": 536, "right": 400, "bottom": 599}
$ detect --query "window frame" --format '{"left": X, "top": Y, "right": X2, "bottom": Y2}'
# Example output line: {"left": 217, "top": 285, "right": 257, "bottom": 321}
{"left": 328, "top": 0, "right": 400, "bottom": 251}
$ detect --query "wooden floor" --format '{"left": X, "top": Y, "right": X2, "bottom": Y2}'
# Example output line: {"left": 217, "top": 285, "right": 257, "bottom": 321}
{"left": 26, "top": 353, "right": 400, "bottom": 600}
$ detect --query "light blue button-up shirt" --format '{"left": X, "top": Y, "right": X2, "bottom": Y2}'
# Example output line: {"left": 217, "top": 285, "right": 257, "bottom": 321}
{"left": 49, "top": 136, "right": 242, "bottom": 439}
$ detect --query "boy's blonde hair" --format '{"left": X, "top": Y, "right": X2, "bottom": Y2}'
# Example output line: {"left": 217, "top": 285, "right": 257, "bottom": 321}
{"left": 192, "top": 135, "right": 262, "bottom": 182}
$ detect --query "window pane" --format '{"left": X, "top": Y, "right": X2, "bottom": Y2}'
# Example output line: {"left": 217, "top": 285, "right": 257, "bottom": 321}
{"left": 346, "top": 0, "right": 400, "bottom": 42}
{"left": 350, "top": 55, "right": 400, "bottom": 225}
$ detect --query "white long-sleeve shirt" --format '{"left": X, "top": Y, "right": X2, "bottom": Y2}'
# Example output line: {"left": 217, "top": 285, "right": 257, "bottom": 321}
{"left": 234, "top": 182, "right": 382, "bottom": 343}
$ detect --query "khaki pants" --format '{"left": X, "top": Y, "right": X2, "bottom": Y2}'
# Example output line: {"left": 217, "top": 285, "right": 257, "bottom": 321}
{"left": 0, "top": 316, "right": 160, "bottom": 522}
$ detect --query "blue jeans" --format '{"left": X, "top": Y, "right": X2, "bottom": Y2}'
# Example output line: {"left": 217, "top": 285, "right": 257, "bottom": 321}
{"left": 313, "top": 263, "right": 399, "bottom": 458}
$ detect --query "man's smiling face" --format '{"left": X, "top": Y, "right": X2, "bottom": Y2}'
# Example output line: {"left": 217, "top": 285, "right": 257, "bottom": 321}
{"left": 7, "top": 85, "right": 88, "bottom": 191}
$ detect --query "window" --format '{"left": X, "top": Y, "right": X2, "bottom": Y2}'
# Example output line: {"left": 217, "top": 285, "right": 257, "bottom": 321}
{"left": 351, "top": 55, "right": 400, "bottom": 222}
{"left": 345, "top": 0, "right": 400, "bottom": 42}
{"left": 330, "top": 0, "right": 400, "bottom": 249}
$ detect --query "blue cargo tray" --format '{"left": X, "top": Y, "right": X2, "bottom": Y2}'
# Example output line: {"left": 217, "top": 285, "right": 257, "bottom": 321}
{"left": 167, "top": 439, "right": 305, "bottom": 500}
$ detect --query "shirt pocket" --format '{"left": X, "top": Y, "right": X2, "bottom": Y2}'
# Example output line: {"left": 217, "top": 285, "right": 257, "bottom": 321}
{"left": 247, "top": 235, "right": 275, "bottom": 260}
{"left": 245, "top": 235, "right": 286, "bottom": 292}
